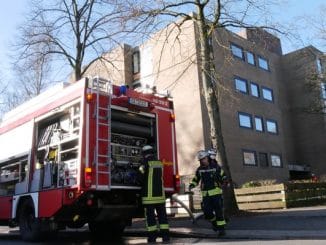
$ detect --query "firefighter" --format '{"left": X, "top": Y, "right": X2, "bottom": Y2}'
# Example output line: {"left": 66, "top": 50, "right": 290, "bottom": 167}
{"left": 189, "top": 150, "right": 226, "bottom": 236}
{"left": 139, "top": 145, "right": 170, "bottom": 243}
{"left": 207, "top": 149, "right": 228, "bottom": 186}
{"left": 208, "top": 149, "right": 228, "bottom": 221}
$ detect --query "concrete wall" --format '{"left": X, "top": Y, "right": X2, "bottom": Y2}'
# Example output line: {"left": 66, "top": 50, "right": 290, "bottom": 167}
{"left": 213, "top": 28, "right": 289, "bottom": 185}
{"left": 131, "top": 23, "right": 292, "bottom": 184}
{"left": 84, "top": 44, "right": 133, "bottom": 86}
{"left": 84, "top": 20, "right": 326, "bottom": 185}
{"left": 137, "top": 20, "right": 205, "bottom": 175}
{"left": 282, "top": 47, "right": 326, "bottom": 176}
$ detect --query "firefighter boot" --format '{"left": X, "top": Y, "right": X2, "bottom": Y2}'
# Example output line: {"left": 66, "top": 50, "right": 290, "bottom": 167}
{"left": 217, "top": 226, "right": 226, "bottom": 237}
{"left": 211, "top": 221, "right": 218, "bottom": 232}
{"left": 161, "top": 230, "right": 170, "bottom": 243}
{"left": 147, "top": 231, "right": 157, "bottom": 243}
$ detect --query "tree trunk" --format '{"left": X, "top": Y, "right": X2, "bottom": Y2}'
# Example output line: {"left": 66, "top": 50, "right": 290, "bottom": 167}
{"left": 195, "top": 11, "right": 238, "bottom": 214}
{"left": 74, "top": 64, "right": 82, "bottom": 82}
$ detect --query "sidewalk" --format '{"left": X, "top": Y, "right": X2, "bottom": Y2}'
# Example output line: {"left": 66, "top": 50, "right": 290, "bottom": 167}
{"left": 125, "top": 205, "right": 326, "bottom": 240}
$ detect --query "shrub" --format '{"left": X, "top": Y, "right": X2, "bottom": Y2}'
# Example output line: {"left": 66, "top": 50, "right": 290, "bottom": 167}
{"left": 241, "top": 179, "right": 277, "bottom": 188}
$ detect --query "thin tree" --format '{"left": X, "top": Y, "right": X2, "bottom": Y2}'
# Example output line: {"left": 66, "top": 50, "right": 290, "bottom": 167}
{"left": 15, "top": 0, "right": 134, "bottom": 82}
{"left": 0, "top": 38, "right": 53, "bottom": 118}
{"left": 301, "top": 6, "right": 326, "bottom": 114}
{"left": 125, "top": 0, "right": 285, "bottom": 213}
{"left": 0, "top": 71, "right": 9, "bottom": 120}
{"left": 302, "top": 53, "right": 326, "bottom": 114}
{"left": 14, "top": 43, "right": 53, "bottom": 100}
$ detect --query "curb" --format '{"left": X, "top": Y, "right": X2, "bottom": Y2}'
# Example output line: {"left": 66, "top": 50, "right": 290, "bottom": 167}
{"left": 125, "top": 227, "right": 326, "bottom": 240}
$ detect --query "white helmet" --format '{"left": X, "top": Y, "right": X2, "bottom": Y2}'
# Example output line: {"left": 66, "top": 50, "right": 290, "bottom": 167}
{"left": 142, "top": 145, "right": 153, "bottom": 152}
{"left": 197, "top": 150, "right": 209, "bottom": 160}
{"left": 208, "top": 149, "right": 217, "bottom": 159}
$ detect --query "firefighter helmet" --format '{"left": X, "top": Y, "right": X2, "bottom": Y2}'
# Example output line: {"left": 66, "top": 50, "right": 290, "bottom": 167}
{"left": 197, "top": 150, "right": 209, "bottom": 160}
{"left": 208, "top": 149, "right": 217, "bottom": 159}
{"left": 142, "top": 145, "right": 153, "bottom": 152}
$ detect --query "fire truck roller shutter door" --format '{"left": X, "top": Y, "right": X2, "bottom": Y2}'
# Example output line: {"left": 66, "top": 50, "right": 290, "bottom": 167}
{"left": 111, "top": 110, "right": 151, "bottom": 127}
{"left": 111, "top": 121, "right": 151, "bottom": 138}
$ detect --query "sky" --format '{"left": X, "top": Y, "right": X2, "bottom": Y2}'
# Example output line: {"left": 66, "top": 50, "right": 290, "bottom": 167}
{"left": 0, "top": 0, "right": 325, "bottom": 82}
{"left": 0, "top": 0, "right": 29, "bottom": 79}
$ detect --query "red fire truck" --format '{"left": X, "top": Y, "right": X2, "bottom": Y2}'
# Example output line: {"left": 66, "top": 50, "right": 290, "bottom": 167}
{"left": 0, "top": 77, "right": 179, "bottom": 241}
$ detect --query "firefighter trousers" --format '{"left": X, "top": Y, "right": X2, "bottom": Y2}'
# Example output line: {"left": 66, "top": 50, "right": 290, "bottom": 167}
{"left": 202, "top": 194, "right": 226, "bottom": 230}
{"left": 144, "top": 203, "right": 170, "bottom": 240}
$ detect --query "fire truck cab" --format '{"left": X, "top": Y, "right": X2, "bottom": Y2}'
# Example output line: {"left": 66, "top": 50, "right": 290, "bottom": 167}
{"left": 0, "top": 77, "right": 179, "bottom": 241}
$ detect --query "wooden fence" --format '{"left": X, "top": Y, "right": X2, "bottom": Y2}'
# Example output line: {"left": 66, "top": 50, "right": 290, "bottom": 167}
{"left": 234, "top": 182, "right": 326, "bottom": 210}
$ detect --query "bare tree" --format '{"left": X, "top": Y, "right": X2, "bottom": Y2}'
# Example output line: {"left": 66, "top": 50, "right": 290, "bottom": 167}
{"left": 0, "top": 37, "right": 53, "bottom": 118}
{"left": 14, "top": 0, "right": 134, "bottom": 82}
{"left": 123, "top": 0, "right": 286, "bottom": 213}
{"left": 0, "top": 71, "right": 5, "bottom": 96}
{"left": 302, "top": 56, "right": 326, "bottom": 114}
{"left": 300, "top": 6, "right": 326, "bottom": 114}
{"left": 303, "top": 5, "right": 326, "bottom": 50}
{"left": 0, "top": 78, "right": 22, "bottom": 119}
{"left": 14, "top": 42, "right": 53, "bottom": 99}
{"left": 0, "top": 69, "right": 11, "bottom": 119}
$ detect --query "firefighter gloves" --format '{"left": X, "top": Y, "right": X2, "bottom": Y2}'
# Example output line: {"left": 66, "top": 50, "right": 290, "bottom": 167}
{"left": 188, "top": 183, "right": 195, "bottom": 191}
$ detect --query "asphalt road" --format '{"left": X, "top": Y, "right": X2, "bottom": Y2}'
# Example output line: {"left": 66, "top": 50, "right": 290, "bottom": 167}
{"left": 1, "top": 206, "right": 326, "bottom": 244}
{"left": 0, "top": 233, "right": 325, "bottom": 245}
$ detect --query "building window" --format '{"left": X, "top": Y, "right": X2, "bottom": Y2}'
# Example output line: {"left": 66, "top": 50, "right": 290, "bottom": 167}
{"left": 266, "top": 119, "right": 278, "bottom": 134}
{"left": 230, "top": 43, "right": 244, "bottom": 60}
{"left": 271, "top": 154, "right": 282, "bottom": 167}
{"left": 317, "top": 58, "right": 322, "bottom": 74}
{"left": 250, "top": 82, "right": 259, "bottom": 97}
{"left": 132, "top": 51, "right": 140, "bottom": 74}
{"left": 254, "top": 116, "right": 264, "bottom": 132}
{"left": 259, "top": 152, "right": 269, "bottom": 167}
{"left": 243, "top": 150, "right": 257, "bottom": 166}
{"left": 262, "top": 87, "right": 274, "bottom": 102}
{"left": 246, "top": 51, "right": 255, "bottom": 65}
{"left": 258, "top": 56, "right": 269, "bottom": 70}
{"left": 321, "top": 83, "right": 326, "bottom": 99}
{"left": 132, "top": 79, "right": 141, "bottom": 89}
{"left": 238, "top": 112, "right": 252, "bottom": 129}
{"left": 235, "top": 77, "right": 248, "bottom": 94}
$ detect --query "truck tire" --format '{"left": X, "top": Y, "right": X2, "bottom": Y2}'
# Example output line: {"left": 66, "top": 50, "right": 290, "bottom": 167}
{"left": 19, "top": 199, "right": 43, "bottom": 241}
{"left": 89, "top": 221, "right": 125, "bottom": 240}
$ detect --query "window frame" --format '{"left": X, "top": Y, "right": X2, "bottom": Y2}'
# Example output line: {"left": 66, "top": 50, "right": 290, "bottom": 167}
{"left": 242, "top": 149, "right": 258, "bottom": 166}
{"left": 230, "top": 43, "right": 245, "bottom": 60}
{"left": 132, "top": 51, "right": 140, "bottom": 74}
{"left": 254, "top": 116, "right": 264, "bottom": 132}
{"left": 234, "top": 76, "right": 248, "bottom": 94}
{"left": 261, "top": 86, "right": 274, "bottom": 102}
{"left": 238, "top": 112, "right": 253, "bottom": 129}
{"left": 250, "top": 82, "right": 260, "bottom": 98}
{"left": 246, "top": 51, "right": 256, "bottom": 65}
{"left": 266, "top": 119, "right": 278, "bottom": 134}
{"left": 258, "top": 56, "right": 270, "bottom": 71}
{"left": 258, "top": 152, "right": 269, "bottom": 167}
{"left": 317, "top": 58, "right": 322, "bottom": 74}
{"left": 270, "top": 153, "right": 283, "bottom": 168}
{"left": 132, "top": 79, "right": 141, "bottom": 89}
{"left": 321, "top": 82, "right": 326, "bottom": 100}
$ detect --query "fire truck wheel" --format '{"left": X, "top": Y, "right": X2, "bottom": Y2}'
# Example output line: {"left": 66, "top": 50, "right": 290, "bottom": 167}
{"left": 18, "top": 199, "right": 43, "bottom": 242}
{"left": 88, "top": 221, "right": 125, "bottom": 240}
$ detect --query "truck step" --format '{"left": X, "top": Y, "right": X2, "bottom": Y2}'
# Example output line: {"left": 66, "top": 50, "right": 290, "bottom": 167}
{"left": 97, "top": 154, "right": 109, "bottom": 158}
{"left": 97, "top": 138, "right": 109, "bottom": 142}
{"left": 98, "top": 106, "right": 109, "bottom": 111}
{"left": 97, "top": 171, "right": 110, "bottom": 174}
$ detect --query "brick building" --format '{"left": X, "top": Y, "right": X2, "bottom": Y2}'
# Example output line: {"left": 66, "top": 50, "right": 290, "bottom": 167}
{"left": 85, "top": 20, "right": 326, "bottom": 185}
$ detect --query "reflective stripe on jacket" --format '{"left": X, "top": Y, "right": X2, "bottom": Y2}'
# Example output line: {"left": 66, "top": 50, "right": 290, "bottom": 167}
{"left": 191, "top": 163, "right": 224, "bottom": 196}
{"left": 201, "top": 187, "right": 223, "bottom": 197}
{"left": 140, "top": 160, "right": 166, "bottom": 204}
